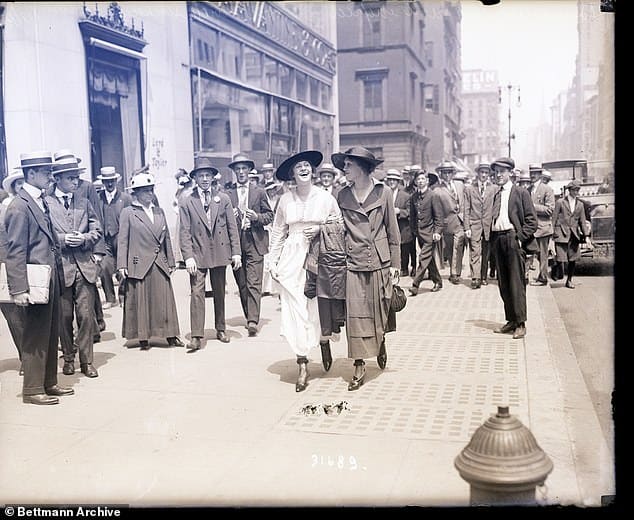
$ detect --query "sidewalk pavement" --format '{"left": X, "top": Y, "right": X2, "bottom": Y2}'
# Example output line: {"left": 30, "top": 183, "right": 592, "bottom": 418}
{"left": 0, "top": 266, "right": 614, "bottom": 508}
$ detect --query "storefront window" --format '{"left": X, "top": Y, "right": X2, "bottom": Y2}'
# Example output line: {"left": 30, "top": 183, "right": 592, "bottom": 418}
{"left": 244, "top": 46, "right": 262, "bottom": 88}
{"left": 309, "top": 77, "right": 320, "bottom": 107}
{"left": 279, "top": 64, "right": 293, "bottom": 98}
{"left": 296, "top": 71, "right": 307, "bottom": 103}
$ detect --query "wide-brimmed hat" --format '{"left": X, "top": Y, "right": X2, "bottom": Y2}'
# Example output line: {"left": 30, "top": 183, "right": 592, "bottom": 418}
{"left": 275, "top": 150, "right": 323, "bottom": 181}
{"left": 16, "top": 151, "right": 54, "bottom": 170}
{"left": 97, "top": 166, "right": 121, "bottom": 181}
{"left": 491, "top": 157, "right": 515, "bottom": 171}
{"left": 228, "top": 153, "right": 255, "bottom": 171}
{"left": 385, "top": 168, "right": 403, "bottom": 181}
{"left": 331, "top": 147, "right": 383, "bottom": 171}
{"left": 128, "top": 173, "right": 156, "bottom": 190}
{"left": 318, "top": 163, "right": 337, "bottom": 177}
{"left": 528, "top": 163, "right": 543, "bottom": 171}
{"left": 435, "top": 161, "right": 456, "bottom": 173}
{"left": 51, "top": 155, "right": 86, "bottom": 176}
{"left": 190, "top": 155, "right": 220, "bottom": 178}
{"left": 53, "top": 149, "right": 82, "bottom": 164}
{"left": 475, "top": 163, "right": 491, "bottom": 172}
{"left": 2, "top": 170, "right": 25, "bottom": 195}
{"left": 566, "top": 180, "right": 582, "bottom": 190}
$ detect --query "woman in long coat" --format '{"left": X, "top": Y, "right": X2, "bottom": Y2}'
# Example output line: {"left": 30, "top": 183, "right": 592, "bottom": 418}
{"left": 332, "top": 147, "right": 401, "bottom": 391}
{"left": 551, "top": 180, "right": 588, "bottom": 289}
{"left": 268, "top": 150, "right": 342, "bottom": 392}
{"left": 117, "top": 173, "right": 182, "bottom": 349}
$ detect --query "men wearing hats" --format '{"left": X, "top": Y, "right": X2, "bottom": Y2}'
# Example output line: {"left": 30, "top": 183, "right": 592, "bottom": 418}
{"left": 226, "top": 153, "right": 274, "bottom": 337}
{"left": 490, "top": 157, "right": 537, "bottom": 339}
{"left": 408, "top": 170, "right": 444, "bottom": 295}
{"left": 259, "top": 162, "right": 276, "bottom": 188}
{"left": 317, "top": 163, "right": 341, "bottom": 199}
{"left": 46, "top": 154, "right": 104, "bottom": 378}
{"left": 4, "top": 151, "right": 73, "bottom": 404}
{"left": 95, "top": 166, "right": 132, "bottom": 308}
{"left": 180, "top": 155, "right": 242, "bottom": 347}
{"left": 527, "top": 163, "right": 555, "bottom": 286}
{"left": 435, "top": 161, "right": 466, "bottom": 284}
{"left": 464, "top": 163, "right": 497, "bottom": 289}
{"left": 551, "top": 180, "right": 588, "bottom": 289}
{"left": 385, "top": 169, "right": 415, "bottom": 277}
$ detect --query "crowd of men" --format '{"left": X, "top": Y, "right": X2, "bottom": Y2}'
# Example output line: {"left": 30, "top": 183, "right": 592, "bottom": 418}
{"left": 1, "top": 147, "right": 582, "bottom": 405}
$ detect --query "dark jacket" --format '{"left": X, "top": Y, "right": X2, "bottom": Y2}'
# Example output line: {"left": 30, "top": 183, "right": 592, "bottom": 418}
{"left": 492, "top": 185, "right": 538, "bottom": 253}
{"left": 393, "top": 188, "right": 413, "bottom": 244}
{"left": 226, "top": 183, "right": 274, "bottom": 256}
{"left": 409, "top": 188, "right": 443, "bottom": 243}
{"left": 552, "top": 197, "right": 588, "bottom": 243}
{"left": 305, "top": 221, "right": 347, "bottom": 300}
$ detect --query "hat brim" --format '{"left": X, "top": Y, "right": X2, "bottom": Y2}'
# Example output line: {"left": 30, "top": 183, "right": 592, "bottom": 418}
{"left": 52, "top": 166, "right": 87, "bottom": 176}
{"left": 491, "top": 161, "right": 514, "bottom": 171}
{"left": 331, "top": 152, "right": 383, "bottom": 172}
{"left": 228, "top": 159, "right": 255, "bottom": 171}
{"left": 16, "top": 161, "right": 54, "bottom": 170}
{"left": 97, "top": 174, "right": 122, "bottom": 181}
{"left": 275, "top": 150, "right": 323, "bottom": 181}
{"left": 2, "top": 173, "right": 24, "bottom": 194}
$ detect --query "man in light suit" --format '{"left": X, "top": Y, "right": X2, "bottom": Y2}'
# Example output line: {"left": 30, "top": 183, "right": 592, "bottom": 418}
{"left": 180, "top": 155, "right": 242, "bottom": 349}
{"left": 226, "top": 153, "right": 274, "bottom": 337}
{"left": 4, "top": 151, "right": 73, "bottom": 404}
{"left": 490, "top": 157, "right": 538, "bottom": 340}
{"left": 464, "top": 163, "right": 496, "bottom": 289}
{"left": 527, "top": 163, "right": 555, "bottom": 286}
{"left": 47, "top": 155, "right": 104, "bottom": 378}
{"left": 436, "top": 161, "right": 466, "bottom": 284}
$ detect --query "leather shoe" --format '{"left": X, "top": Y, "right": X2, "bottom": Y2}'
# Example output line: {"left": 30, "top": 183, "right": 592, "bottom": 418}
{"left": 247, "top": 322, "right": 258, "bottom": 337}
{"left": 296, "top": 361, "right": 309, "bottom": 392}
{"left": 565, "top": 280, "right": 575, "bottom": 289}
{"left": 216, "top": 331, "right": 230, "bottom": 343}
{"left": 530, "top": 278, "right": 548, "bottom": 286}
{"left": 431, "top": 283, "right": 442, "bottom": 292}
{"left": 377, "top": 340, "right": 387, "bottom": 370}
{"left": 481, "top": 279, "right": 488, "bottom": 286}
{"left": 348, "top": 364, "right": 366, "bottom": 391}
{"left": 63, "top": 361, "right": 75, "bottom": 375}
{"left": 139, "top": 340, "right": 150, "bottom": 351}
{"left": 408, "top": 286, "right": 418, "bottom": 296}
{"left": 167, "top": 336, "right": 185, "bottom": 347}
{"left": 512, "top": 324, "right": 527, "bottom": 339}
{"left": 495, "top": 321, "right": 517, "bottom": 334}
{"left": 45, "top": 384, "right": 75, "bottom": 396}
{"left": 187, "top": 337, "right": 202, "bottom": 351}
{"left": 80, "top": 364, "right": 98, "bottom": 378}
{"left": 23, "top": 394, "right": 59, "bottom": 405}
{"left": 320, "top": 340, "right": 332, "bottom": 372}
{"left": 93, "top": 334, "right": 101, "bottom": 343}
{"left": 449, "top": 276, "right": 460, "bottom": 285}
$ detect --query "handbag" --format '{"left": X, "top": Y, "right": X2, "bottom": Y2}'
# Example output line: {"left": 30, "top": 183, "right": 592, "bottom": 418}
{"left": 390, "top": 284, "right": 407, "bottom": 313}
{"left": 0, "top": 262, "right": 52, "bottom": 304}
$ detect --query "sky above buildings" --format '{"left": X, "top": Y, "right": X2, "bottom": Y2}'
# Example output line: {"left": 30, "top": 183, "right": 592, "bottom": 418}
{"left": 461, "top": 0, "right": 580, "bottom": 165}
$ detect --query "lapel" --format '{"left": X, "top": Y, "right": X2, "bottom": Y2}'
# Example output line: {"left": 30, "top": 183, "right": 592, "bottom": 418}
{"left": 70, "top": 196, "right": 83, "bottom": 231}
{"left": 360, "top": 184, "right": 385, "bottom": 214}
{"left": 132, "top": 205, "right": 161, "bottom": 243}
{"left": 246, "top": 184, "right": 256, "bottom": 210}
{"left": 209, "top": 192, "right": 220, "bottom": 233}
{"left": 20, "top": 189, "right": 54, "bottom": 242}
{"left": 190, "top": 188, "right": 212, "bottom": 231}
{"left": 508, "top": 186, "right": 519, "bottom": 216}
{"left": 47, "top": 196, "right": 72, "bottom": 233}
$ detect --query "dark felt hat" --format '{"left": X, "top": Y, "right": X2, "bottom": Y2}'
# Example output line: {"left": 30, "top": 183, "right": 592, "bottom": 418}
{"left": 228, "top": 153, "right": 255, "bottom": 171}
{"left": 190, "top": 155, "right": 220, "bottom": 178}
{"left": 331, "top": 147, "right": 383, "bottom": 171}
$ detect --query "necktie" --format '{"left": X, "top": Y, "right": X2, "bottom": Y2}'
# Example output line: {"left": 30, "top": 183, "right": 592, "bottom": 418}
{"left": 492, "top": 187, "right": 502, "bottom": 220}
{"left": 62, "top": 195, "right": 70, "bottom": 210}
{"left": 203, "top": 190, "right": 211, "bottom": 212}
{"left": 40, "top": 191, "right": 50, "bottom": 214}
{"left": 480, "top": 184, "right": 485, "bottom": 198}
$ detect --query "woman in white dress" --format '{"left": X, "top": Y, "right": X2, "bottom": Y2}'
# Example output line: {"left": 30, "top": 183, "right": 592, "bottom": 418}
{"left": 269, "top": 150, "right": 342, "bottom": 392}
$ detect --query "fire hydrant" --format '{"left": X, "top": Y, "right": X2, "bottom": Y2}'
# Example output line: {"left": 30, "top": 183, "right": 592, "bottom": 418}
{"left": 454, "top": 406, "right": 553, "bottom": 506}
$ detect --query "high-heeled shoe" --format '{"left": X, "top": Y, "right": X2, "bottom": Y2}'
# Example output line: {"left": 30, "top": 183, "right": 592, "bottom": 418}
{"left": 377, "top": 339, "right": 387, "bottom": 370}
{"left": 348, "top": 361, "right": 366, "bottom": 391}
{"left": 296, "top": 358, "right": 309, "bottom": 392}
{"left": 320, "top": 340, "right": 332, "bottom": 372}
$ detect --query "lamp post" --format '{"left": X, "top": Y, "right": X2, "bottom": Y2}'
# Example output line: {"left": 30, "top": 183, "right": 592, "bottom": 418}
{"left": 499, "top": 84, "right": 521, "bottom": 157}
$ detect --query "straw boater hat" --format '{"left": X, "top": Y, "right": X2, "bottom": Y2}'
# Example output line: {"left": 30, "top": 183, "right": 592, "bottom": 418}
{"left": 189, "top": 155, "right": 220, "bottom": 179}
{"left": 228, "top": 153, "right": 255, "bottom": 171}
{"left": 16, "top": 151, "right": 54, "bottom": 170}
{"left": 435, "top": 161, "right": 456, "bottom": 173}
{"left": 331, "top": 147, "right": 383, "bottom": 172}
{"left": 260, "top": 162, "right": 275, "bottom": 172}
{"left": 2, "top": 170, "right": 24, "bottom": 195}
{"left": 528, "top": 163, "right": 543, "bottom": 172}
{"left": 541, "top": 170, "right": 552, "bottom": 180}
{"left": 385, "top": 168, "right": 403, "bottom": 181}
{"left": 275, "top": 150, "right": 323, "bottom": 182}
{"left": 97, "top": 166, "right": 122, "bottom": 181}
{"left": 54, "top": 149, "right": 82, "bottom": 164}
{"left": 51, "top": 154, "right": 86, "bottom": 176}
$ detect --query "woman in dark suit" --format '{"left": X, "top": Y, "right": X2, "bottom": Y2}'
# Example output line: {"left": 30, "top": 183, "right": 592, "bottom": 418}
{"left": 117, "top": 173, "right": 182, "bottom": 350}
{"left": 332, "top": 147, "right": 401, "bottom": 391}
{"left": 552, "top": 180, "right": 588, "bottom": 289}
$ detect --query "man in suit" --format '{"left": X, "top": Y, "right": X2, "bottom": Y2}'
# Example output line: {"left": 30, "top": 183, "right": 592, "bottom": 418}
{"left": 384, "top": 169, "right": 414, "bottom": 277}
{"left": 316, "top": 163, "right": 341, "bottom": 200}
{"left": 408, "top": 170, "right": 444, "bottom": 295}
{"left": 95, "top": 167, "right": 132, "bottom": 308}
{"left": 527, "top": 163, "right": 555, "bottom": 286}
{"left": 226, "top": 153, "right": 274, "bottom": 337}
{"left": 436, "top": 161, "right": 466, "bottom": 284}
{"left": 490, "top": 157, "right": 538, "bottom": 340}
{"left": 47, "top": 154, "right": 104, "bottom": 378}
{"left": 4, "top": 151, "right": 74, "bottom": 404}
{"left": 258, "top": 162, "right": 276, "bottom": 188}
{"left": 180, "top": 155, "right": 242, "bottom": 349}
{"left": 464, "top": 163, "right": 496, "bottom": 289}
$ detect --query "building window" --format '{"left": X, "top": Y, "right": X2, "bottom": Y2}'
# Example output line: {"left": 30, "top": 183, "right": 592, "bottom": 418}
{"left": 310, "top": 77, "right": 320, "bottom": 107}
{"left": 264, "top": 56, "right": 278, "bottom": 92}
{"left": 279, "top": 64, "right": 293, "bottom": 97}
{"left": 419, "top": 20, "right": 424, "bottom": 50}
{"left": 321, "top": 83, "right": 331, "bottom": 111}
{"left": 296, "top": 72, "right": 307, "bottom": 102}
{"left": 425, "top": 42, "right": 433, "bottom": 67}
{"left": 363, "top": 79, "right": 383, "bottom": 121}
{"left": 362, "top": 7, "right": 381, "bottom": 47}
{"left": 424, "top": 85, "right": 439, "bottom": 114}
{"left": 244, "top": 47, "right": 262, "bottom": 88}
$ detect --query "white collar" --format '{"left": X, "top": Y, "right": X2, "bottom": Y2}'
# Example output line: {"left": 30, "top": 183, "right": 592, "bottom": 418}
{"left": 23, "top": 182, "right": 44, "bottom": 199}
{"left": 55, "top": 188, "right": 72, "bottom": 200}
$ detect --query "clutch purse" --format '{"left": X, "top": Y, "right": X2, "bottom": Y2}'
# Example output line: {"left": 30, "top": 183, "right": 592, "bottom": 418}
{"left": 0, "top": 262, "right": 52, "bottom": 304}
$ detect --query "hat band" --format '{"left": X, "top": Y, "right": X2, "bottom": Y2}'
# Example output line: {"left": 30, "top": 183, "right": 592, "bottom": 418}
{"left": 21, "top": 157, "right": 53, "bottom": 167}
{"left": 52, "top": 162, "right": 81, "bottom": 173}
